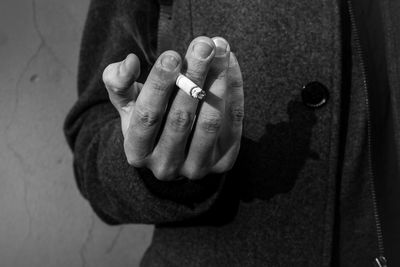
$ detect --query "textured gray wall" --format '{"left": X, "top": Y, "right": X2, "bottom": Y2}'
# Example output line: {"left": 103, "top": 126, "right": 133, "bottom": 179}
{"left": 0, "top": 1, "right": 152, "bottom": 266}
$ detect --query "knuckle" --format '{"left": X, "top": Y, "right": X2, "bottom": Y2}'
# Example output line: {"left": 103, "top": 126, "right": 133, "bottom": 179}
{"left": 212, "top": 144, "right": 240, "bottom": 173}
{"left": 152, "top": 166, "right": 168, "bottom": 181}
{"left": 125, "top": 153, "right": 146, "bottom": 168}
{"left": 126, "top": 158, "right": 139, "bottom": 167}
{"left": 152, "top": 164, "right": 178, "bottom": 181}
{"left": 168, "top": 110, "right": 193, "bottom": 132}
{"left": 229, "top": 105, "right": 244, "bottom": 123}
{"left": 212, "top": 162, "right": 233, "bottom": 174}
{"left": 123, "top": 135, "right": 152, "bottom": 167}
{"left": 184, "top": 169, "right": 202, "bottom": 180}
{"left": 182, "top": 163, "right": 206, "bottom": 180}
{"left": 124, "top": 141, "right": 148, "bottom": 167}
{"left": 198, "top": 112, "right": 223, "bottom": 133}
{"left": 184, "top": 65, "right": 205, "bottom": 85}
{"left": 230, "top": 78, "right": 244, "bottom": 89}
{"left": 146, "top": 75, "right": 170, "bottom": 96}
{"left": 134, "top": 107, "right": 161, "bottom": 129}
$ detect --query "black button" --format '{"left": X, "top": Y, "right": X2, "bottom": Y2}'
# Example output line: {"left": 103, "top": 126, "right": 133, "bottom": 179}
{"left": 301, "top": 81, "right": 329, "bottom": 108}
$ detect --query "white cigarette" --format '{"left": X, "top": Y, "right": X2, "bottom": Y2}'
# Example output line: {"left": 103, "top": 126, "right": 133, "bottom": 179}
{"left": 176, "top": 74, "right": 206, "bottom": 100}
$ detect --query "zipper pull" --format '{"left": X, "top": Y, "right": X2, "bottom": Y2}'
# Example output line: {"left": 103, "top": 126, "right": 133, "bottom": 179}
{"left": 374, "top": 256, "right": 387, "bottom": 267}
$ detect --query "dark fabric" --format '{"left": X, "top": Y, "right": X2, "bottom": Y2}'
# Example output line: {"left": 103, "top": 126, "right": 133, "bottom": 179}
{"left": 63, "top": 0, "right": 226, "bottom": 226}
{"left": 380, "top": 0, "right": 400, "bottom": 262}
{"left": 139, "top": 168, "right": 223, "bottom": 206}
{"left": 151, "top": 0, "right": 341, "bottom": 265}
{"left": 156, "top": 2, "right": 173, "bottom": 53}
{"left": 64, "top": 0, "right": 400, "bottom": 266}
{"left": 350, "top": 0, "right": 400, "bottom": 264}
{"left": 335, "top": 5, "right": 377, "bottom": 264}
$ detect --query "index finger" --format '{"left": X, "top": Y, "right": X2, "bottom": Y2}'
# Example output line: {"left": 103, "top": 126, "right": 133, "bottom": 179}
{"left": 124, "top": 51, "right": 182, "bottom": 165}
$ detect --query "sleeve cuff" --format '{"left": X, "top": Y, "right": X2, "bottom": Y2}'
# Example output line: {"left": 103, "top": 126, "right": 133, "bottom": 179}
{"left": 138, "top": 167, "right": 225, "bottom": 207}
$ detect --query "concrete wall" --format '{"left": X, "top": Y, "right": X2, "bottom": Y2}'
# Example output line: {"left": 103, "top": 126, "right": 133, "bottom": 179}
{"left": 0, "top": 1, "right": 152, "bottom": 266}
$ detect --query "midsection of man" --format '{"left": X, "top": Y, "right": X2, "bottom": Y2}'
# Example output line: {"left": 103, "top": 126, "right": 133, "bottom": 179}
{"left": 138, "top": 0, "right": 378, "bottom": 266}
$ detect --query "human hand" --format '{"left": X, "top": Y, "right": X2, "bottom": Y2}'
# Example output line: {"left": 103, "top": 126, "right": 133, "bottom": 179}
{"left": 102, "top": 36, "right": 244, "bottom": 180}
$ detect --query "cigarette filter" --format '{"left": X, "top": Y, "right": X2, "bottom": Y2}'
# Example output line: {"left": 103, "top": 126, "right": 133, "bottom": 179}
{"left": 176, "top": 74, "right": 206, "bottom": 100}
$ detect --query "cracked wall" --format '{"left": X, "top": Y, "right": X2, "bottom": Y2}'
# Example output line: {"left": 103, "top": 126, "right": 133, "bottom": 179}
{"left": 0, "top": 1, "right": 152, "bottom": 266}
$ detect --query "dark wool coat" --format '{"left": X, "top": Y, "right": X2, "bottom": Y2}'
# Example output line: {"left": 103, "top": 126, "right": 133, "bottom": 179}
{"left": 64, "top": 0, "right": 400, "bottom": 266}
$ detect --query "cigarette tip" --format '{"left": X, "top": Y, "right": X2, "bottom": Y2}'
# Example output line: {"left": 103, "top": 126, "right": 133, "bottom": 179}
{"left": 196, "top": 91, "right": 206, "bottom": 100}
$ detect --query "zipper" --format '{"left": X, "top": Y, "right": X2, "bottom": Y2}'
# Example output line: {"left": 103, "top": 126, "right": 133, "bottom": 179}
{"left": 347, "top": 1, "right": 387, "bottom": 266}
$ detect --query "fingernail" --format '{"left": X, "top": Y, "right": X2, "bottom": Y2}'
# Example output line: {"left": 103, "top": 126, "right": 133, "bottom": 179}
{"left": 161, "top": 54, "right": 179, "bottom": 70}
{"left": 212, "top": 37, "right": 230, "bottom": 57}
{"left": 193, "top": 41, "right": 214, "bottom": 59}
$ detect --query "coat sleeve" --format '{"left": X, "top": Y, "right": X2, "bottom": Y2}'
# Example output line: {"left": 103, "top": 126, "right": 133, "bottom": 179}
{"left": 63, "top": 0, "right": 233, "bottom": 225}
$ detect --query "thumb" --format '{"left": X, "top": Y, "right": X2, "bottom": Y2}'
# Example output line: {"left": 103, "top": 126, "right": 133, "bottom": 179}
{"left": 103, "top": 53, "right": 141, "bottom": 112}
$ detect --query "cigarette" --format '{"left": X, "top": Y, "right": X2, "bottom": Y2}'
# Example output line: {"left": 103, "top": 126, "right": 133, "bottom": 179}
{"left": 176, "top": 74, "right": 206, "bottom": 100}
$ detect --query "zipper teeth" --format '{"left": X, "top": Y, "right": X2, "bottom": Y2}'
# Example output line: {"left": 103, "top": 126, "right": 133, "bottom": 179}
{"left": 347, "top": 0, "right": 386, "bottom": 260}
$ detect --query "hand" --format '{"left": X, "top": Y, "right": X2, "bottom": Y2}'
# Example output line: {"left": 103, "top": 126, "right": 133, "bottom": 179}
{"left": 102, "top": 36, "right": 244, "bottom": 180}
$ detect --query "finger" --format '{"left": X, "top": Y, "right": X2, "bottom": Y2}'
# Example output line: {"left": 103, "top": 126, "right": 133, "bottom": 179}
{"left": 213, "top": 52, "right": 244, "bottom": 172}
{"left": 181, "top": 37, "right": 231, "bottom": 180}
{"left": 125, "top": 51, "right": 182, "bottom": 167}
{"left": 103, "top": 53, "right": 141, "bottom": 112}
{"left": 162, "top": 36, "right": 216, "bottom": 122}
{"left": 149, "top": 109, "right": 195, "bottom": 180}
{"left": 149, "top": 37, "right": 216, "bottom": 180}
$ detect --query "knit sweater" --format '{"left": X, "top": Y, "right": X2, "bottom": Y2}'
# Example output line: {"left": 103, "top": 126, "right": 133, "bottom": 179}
{"left": 64, "top": 0, "right": 400, "bottom": 266}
